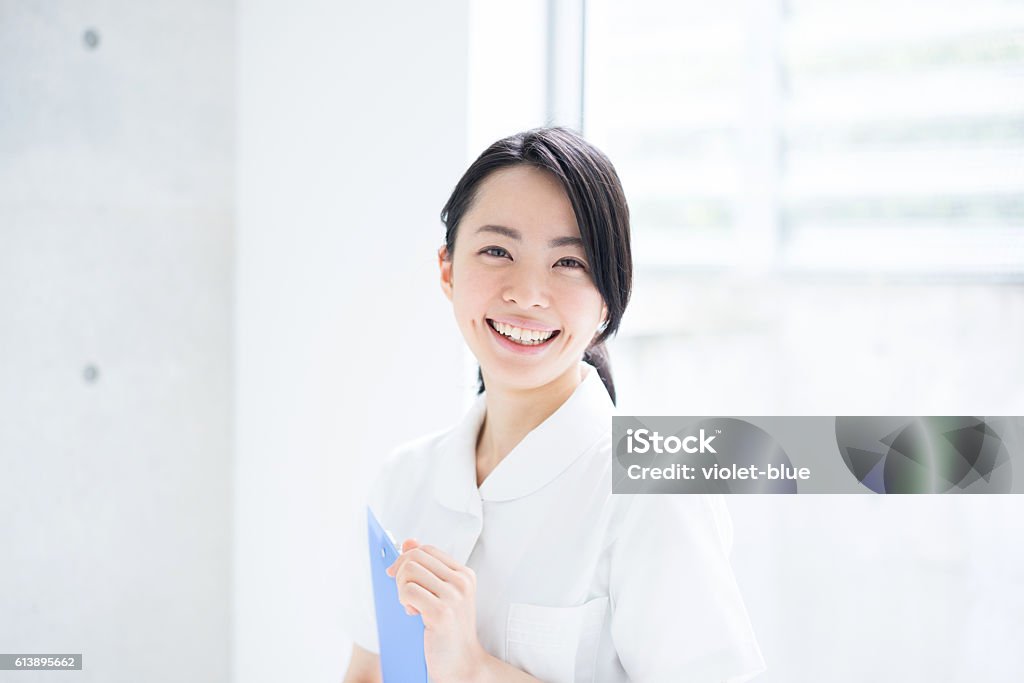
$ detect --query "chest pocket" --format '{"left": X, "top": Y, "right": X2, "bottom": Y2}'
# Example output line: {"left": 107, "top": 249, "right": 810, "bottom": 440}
{"left": 505, "top": 595, "right": 609, "bottom": 683}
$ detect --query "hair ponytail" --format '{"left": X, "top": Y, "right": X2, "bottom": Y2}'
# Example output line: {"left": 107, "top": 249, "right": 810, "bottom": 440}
{"left": 583, "top": 341, "right": 617, "bottom": 405}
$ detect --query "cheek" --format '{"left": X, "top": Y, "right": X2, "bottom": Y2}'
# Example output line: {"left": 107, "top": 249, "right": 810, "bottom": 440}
{"left": 451, "top": 265, "right": 493, "bottom": 319}
{"left": 563, "top": 284, "right": 605, "bottom": 325}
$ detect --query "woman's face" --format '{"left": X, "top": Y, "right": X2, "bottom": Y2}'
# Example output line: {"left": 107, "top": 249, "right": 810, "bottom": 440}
{"left": 438, "top": 165, "right": 608, "bottom": 392}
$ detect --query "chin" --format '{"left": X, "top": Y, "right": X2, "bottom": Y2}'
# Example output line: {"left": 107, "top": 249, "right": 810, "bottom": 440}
{"left": 487, "top": 360, "right": 580, "bottom": 390}
{"left": 481, "top": 363, "right": 544, "bottom": 388}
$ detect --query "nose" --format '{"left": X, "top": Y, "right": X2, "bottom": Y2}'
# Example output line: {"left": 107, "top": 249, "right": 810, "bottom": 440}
{"left": 502, "top": 267, "right": 550, "bottom": 309}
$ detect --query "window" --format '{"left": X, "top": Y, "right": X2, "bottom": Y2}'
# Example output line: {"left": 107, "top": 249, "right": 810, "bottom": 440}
{"left": 582, "top": 0, "right": 1024, "bottom": 277}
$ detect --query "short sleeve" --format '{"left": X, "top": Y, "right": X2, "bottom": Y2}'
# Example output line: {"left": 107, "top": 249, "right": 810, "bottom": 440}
{"left": 608, "top": 493, "right": 766, "bottom": 682}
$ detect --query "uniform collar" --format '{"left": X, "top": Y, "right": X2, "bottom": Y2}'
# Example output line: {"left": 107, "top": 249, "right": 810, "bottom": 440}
{"left": 433, "top": 362, "right": 614, "bottom": 514}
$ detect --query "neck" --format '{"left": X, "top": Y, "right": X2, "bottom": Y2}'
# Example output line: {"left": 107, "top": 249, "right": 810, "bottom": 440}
{"left": 475, "top": 363, "right": 588, "bottom": 485}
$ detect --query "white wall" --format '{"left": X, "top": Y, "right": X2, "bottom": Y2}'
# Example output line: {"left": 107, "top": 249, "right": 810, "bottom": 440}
{"left": 0, "top": 2, "right": 233, "bottom": 681}
{"left": 727, "top": 495, "right": 1024, "bottom": 683}
{"left": 234, "top": 1, "right": 470, "bottom": 681}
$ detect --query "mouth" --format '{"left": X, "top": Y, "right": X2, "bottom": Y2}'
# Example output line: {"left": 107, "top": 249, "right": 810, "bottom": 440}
{"left": 486, "top": 318, "right": 561, "bottom": 347}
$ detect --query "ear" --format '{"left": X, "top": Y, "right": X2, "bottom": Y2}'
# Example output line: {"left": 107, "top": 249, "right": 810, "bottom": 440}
{"left": 438, "top": 245, "right": 454, "bottom": 302}
{"left": 600, "top": 303, "right": 609, "bottom": 326}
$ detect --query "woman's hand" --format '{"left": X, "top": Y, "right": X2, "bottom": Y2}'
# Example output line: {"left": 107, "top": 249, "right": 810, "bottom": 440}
{"left": 386, "top": 538, "right": 489, "bottom": 683}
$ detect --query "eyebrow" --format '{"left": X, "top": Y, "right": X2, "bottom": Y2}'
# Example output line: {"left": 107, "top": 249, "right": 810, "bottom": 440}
{"left": 474, "top": 224, "right": 584, "bottom": 249}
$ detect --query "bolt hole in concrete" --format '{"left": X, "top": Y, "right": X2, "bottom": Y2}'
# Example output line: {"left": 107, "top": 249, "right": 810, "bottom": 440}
{"left": 83, "top": 364, "right": 99, "bottom": 383}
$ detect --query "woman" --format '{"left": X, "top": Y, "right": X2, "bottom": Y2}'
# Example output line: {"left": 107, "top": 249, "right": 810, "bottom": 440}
{"left": 343, "top": 127, "right": 765, "bottom": 682}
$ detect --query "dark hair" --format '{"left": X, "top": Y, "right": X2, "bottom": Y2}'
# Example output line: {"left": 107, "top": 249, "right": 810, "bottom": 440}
{"left": 439, "top": 126, "right": 633, "bottom": 405}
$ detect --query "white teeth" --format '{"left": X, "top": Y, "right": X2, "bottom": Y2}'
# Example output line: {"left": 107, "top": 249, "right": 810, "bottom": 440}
{"left": 491, "top": 320, "right": 556, "bottom": 345}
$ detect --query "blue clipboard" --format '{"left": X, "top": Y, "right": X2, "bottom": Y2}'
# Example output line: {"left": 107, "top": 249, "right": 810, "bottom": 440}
{"left": 367, "top": 505, "right": 428, "bottom": 683}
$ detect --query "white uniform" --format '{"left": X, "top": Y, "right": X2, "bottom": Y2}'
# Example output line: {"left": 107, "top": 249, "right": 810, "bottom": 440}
{"left": 345, "top": 363, "right": 766, "bottom": 682}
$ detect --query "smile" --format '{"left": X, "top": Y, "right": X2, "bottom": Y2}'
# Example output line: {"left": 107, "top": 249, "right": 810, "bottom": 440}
{"left": 486, "top": 319, "right": 561, "bottom": 346}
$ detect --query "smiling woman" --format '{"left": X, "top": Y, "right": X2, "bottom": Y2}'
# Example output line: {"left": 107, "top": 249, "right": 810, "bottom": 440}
{"left": 440, "top": 164, "right": 613, "bottom": 405}
{"left": 342, "top": 127, "right": 766, "bottom": 683}
{"left": 439, "top": 128, "right": 632, "bottom": 408}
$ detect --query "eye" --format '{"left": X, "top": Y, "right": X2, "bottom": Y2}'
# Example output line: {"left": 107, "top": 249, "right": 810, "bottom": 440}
{"left": 556, "top": 257, "right": 586, "bottom": 270}
{"left": 481, "top": 246, "right": 510, "bottom": 259}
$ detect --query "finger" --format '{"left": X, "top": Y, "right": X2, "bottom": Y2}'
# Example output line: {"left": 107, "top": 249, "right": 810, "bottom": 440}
{"left": 386, "top": 539, "right": 422, "bottom": 577}
{"left": 402, "top": 581, "right": 441, "bottom": 621}
{"left": 395, "top": 558, "right": 459, "bottom": 604}
{"left": 411, "top": 544, "right": 466, "bottom": 574}
{"left": 400, "top": 547, "right": 459, "bottom": 583}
